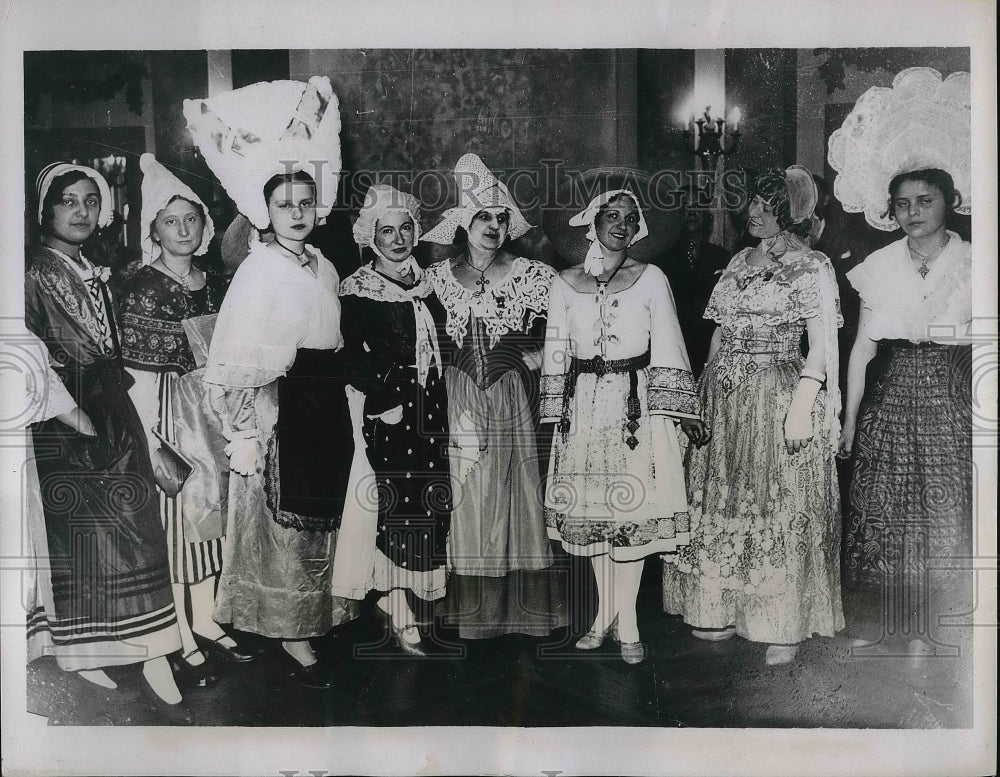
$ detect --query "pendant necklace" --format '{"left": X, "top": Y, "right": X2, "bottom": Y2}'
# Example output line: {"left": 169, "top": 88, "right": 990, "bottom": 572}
{"left": 464, "top": 252, "right": 499, "bottom": 297}
{"left": 157, "top": 259, "right": 193, "bottom": 290}
{"left": 275, "top": 237, "right": 315, "bottom": 276}
{"left": 907, "top": 238, "right": 946, "bottom": 280}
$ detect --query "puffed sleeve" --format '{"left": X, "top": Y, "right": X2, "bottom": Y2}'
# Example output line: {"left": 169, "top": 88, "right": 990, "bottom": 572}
{"left": 204, "top": 244, "right": 301, "bottom": 388}
{"left": 645, "top": 266, "right": 700, "bottom": 419}
{"left": 540, "top": 273, "right": 572, "bottom": 424}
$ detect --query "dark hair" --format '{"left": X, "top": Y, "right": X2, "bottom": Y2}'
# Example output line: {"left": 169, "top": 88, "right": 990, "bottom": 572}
{"left": 887, "top": 168, "right": 960, "bottom": 217}
{"left": 452, "top": 208, "right": 512, "bottom": 246}
{"left": 263, "top": 170, "right": 317, "bottom": 204}
{"left": 39, "top": 170, "right": 99, "bottom": 235}
{"left": 597, "top": 191, "right": 640, "bottom": 216}
{"left": 748, "top": 170, "right": 811, "bottom": 238}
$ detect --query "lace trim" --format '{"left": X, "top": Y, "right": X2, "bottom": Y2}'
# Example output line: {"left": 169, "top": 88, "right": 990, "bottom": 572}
{"left": 426, "top": 257, "right": 554, "bottom": 349}
{"left": 340, "top": 264, "right": 435, "bottom": 303}
{"left": 647, "top": 366, "right": 699, "bottom": 416}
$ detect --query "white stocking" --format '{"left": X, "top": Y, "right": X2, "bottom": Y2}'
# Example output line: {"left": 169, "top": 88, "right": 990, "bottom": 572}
{"left": 613, "top": 559, "right": 644, "bottom": 643}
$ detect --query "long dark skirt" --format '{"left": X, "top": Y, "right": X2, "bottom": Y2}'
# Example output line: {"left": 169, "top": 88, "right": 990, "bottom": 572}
{"left": 29, "top": 360, "right": 179, "bottom": 670}
{"left": 844, "top": 341, "right": 973, "bottom": 648}
{"left": 362, "top": 364, "right": 451, "bottom": 598}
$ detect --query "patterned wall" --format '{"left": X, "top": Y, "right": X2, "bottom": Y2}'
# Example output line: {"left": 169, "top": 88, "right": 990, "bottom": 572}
{"left": 292, "top": 48, "right": 635, "bottom": 238}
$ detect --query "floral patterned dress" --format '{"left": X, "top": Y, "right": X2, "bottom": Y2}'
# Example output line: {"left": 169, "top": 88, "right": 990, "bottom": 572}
{"left": 662, "top": 248, "right": 845, "bottom": 644}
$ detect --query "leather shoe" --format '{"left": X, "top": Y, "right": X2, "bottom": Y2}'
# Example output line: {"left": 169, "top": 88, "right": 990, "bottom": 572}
{"left": 194, "top": 632, "right": 256, "bottom": 663}
{"left": 276, "top": 648, "right": 334, "bottom": 689}
{"left": 169, "top": 650, "right": 218, "bottom": 688}
{"left": 574, "top": 616, "right": 619, "bottom": 650}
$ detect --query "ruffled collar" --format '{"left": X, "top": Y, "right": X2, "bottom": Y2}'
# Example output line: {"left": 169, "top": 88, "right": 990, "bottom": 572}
{"left": 426, "top": 256, "right": 554, "bottom": 349}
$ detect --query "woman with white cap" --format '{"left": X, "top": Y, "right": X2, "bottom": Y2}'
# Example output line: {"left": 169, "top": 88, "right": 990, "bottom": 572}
{"left": 662, "top": 166, "right": 845, "bottom": 666}
{"left": 425, "top": 153, "right": 568, "bottom": 640}
{"left": 118, "top": 153, "right": 254, "bottom": 685}
{"left": 829, "top": 68, "right": 973, "bottom": 658}
{"left": 335, "top": 184, "right": 451, "bottom": 656}
{"left": 25, "top": 162, "right": 187, "bottom": 714}
{"left": 186, "top": 76, "right": 359, "bottom": 688}
{"left": 542, "top": 184, "right": 703, "bottom": 664}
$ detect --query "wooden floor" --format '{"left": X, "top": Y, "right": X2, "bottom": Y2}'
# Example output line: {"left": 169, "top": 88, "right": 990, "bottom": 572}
{"left": 26, "top": 558, "right": 973, "bottom": 728}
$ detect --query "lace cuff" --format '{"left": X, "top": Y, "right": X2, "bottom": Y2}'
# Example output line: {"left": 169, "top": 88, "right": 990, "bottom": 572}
{"left": 647, "top": 367, "right": 699, "bottom": 418}
{"left": 540, "top": 373, "right": 564, "bottom": 423}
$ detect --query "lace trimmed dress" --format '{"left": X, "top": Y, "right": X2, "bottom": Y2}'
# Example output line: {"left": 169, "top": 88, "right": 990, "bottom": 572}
{"left": 843, "top": 234, "right": 972, "bottom": 642}
{"left": 541, "top": 264, "right": 698, "bottom": 560}
{"left": 203, "top": 240, "right": 359, "bottom": 638}
{"left": 427, "top": 256, "right": 569, "bottom": 638}
{"left": 662, "top": 248, "right": 845, "bottom": 644}
{"left": 119, "top": 266, "right": 228, "bottom": 583}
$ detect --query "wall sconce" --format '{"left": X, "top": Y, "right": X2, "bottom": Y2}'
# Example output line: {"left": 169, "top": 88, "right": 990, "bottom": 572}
{"left": 680, "top": 104, "right": 742, "bottom": 170}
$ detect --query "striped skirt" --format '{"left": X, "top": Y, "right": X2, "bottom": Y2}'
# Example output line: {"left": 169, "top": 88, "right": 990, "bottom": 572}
{"left": 157, "top": 372, "right": 223, "bottom": 583}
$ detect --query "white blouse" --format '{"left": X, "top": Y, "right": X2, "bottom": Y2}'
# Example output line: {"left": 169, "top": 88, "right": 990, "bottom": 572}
{"left": 847, "top": 232, "right": 972, "bottom": 344}
{"left": 205, "top": 239, "right": 342, "bottom": 388}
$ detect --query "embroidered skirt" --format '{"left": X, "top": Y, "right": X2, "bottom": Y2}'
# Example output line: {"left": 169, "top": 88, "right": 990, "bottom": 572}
{"left": 545, "top": 362, "right": 690, "bottom": 561}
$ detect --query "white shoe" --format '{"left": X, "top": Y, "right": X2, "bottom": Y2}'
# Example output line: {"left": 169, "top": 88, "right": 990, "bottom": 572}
{"left": 765, "top": 644, "right": 799, "bottom": 665}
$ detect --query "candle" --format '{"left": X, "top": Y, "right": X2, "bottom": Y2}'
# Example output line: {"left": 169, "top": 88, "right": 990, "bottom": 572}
{"left": 730, "top": 106, "right": 742, "bottom": 132}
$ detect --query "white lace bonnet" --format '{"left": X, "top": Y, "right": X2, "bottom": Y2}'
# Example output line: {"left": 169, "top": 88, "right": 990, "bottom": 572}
{"left": 827, "top": 66, "right": 971, "bottom": 231}
{"left": 139, "top": 153, "right": 215, "bottom": 265}
{"left": 352, "top": 184, "right": 423, "bottom": 248}
{"left": 422, "top": 153, "right": 532, "bottom": 244}
{"left": 183, "top": 76, "right": 342, "bottom": 231}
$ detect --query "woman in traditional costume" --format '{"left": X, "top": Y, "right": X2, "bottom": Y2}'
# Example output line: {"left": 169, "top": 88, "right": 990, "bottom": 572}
{"left": 829, "top": 68, "right": 974, "bottom": 657}
{"left": 185, "top": 76, "right": 359, "bottom": 688}
{"left": 424, "top": 153, "right": 568, "bottom": 639}
{"left": 335, "top": 184, "right": 451, "bottom": 656}
{"left": 662, "top": 166, "right": 845, "bottom": 666}
{"left": 119, "top": 153, "right": 255, "bottom": 685}
{"left": 542, "top": 181, "right": 703, "bottom": 664}
{"left": 25, "top": 163, "right": 186, "bottom": 710}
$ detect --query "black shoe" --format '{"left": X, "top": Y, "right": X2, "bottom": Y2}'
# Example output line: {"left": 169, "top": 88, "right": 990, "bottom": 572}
{"left": 275, "top": 648, "right": 334, "bottom": 690}
{"left": 194, "top": 632, "right": 256, "bottom": 663}
{"left": 169, "top": 650, "right": 219, "bottom": 688}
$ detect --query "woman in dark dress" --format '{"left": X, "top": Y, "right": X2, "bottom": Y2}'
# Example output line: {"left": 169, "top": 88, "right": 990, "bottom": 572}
{"left": 25, "top": 163, "right": 185, "bottom": 709}
{"left": 336, "top": 184, "right": 451, "bottom": 656}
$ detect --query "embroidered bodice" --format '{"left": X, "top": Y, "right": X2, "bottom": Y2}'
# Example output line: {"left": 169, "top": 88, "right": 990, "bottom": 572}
{"left": 119, "top": 265, "right": 227, "bottom": 374}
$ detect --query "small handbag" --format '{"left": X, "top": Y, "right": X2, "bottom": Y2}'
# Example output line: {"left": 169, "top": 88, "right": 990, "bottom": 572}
{"left": 151, "top": 427, "right": 194, "bottom": 498}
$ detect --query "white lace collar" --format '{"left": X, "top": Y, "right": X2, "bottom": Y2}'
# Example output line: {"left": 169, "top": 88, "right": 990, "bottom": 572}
{"left": 341, "top": 264, "right": 442, "bottom": 386}
{"left": 426, "top": 256, "right": 554, "bottom": 349}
